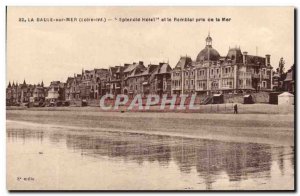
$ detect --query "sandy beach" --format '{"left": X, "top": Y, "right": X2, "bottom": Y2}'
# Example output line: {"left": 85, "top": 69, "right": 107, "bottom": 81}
{"left": 6, "top": 106, "right": 294, "bottom": 146}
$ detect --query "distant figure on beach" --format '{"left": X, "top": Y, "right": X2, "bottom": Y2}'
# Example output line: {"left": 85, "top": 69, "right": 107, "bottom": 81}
{"left": 234, "top": 104, "right": 238, "bottom": 114}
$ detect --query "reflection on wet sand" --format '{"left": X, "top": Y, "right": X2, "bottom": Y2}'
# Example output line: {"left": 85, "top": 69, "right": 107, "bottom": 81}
{"left": 7, "top": 129, "right": 294, "bottom": 190}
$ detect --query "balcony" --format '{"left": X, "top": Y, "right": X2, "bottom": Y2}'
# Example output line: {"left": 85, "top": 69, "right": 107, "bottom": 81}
{"left": 221, "top": 85, "right": 233, "bottom": 89}
{"left": 239, "top": 72, "right": 252, "bottom": 79}
{"left": 210, "top": 74, "right": 221, "bottom": 79}
{"left": 196, "top": 76, "right": 207, "bottom": 80}
{"left": 222, "top": 73, "right": 234, "bottom": 78}
{"left": 252, "top": 73, "right": 260, "bottom": 79}
{"left": 172, "top": 86, "right": 181, "bottom": 90}
{"left": 262, "top": 75, "right": 270, "bottom": 80}
{"left": 195, "top": 87, "right": 206, "bottom": 91}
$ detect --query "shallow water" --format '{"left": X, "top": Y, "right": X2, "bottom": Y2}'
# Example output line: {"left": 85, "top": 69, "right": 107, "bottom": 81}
{"left": 7, "top": 124, "right": 294, "bottom": 190}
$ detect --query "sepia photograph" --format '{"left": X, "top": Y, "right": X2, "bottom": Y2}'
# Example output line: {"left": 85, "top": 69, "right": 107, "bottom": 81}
{"left": 6, "top": 6, "right": 295, "bottom": 191}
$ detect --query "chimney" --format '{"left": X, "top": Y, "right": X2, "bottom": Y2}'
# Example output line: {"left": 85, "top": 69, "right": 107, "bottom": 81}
{"left": 139, "top": 61, "right": 144, "bottom": 65}
{"left": 243, "top": 52, "right": 248, "bottom": 64}
{"left": 265, "top": 54, "right": 271, "bottom": 66}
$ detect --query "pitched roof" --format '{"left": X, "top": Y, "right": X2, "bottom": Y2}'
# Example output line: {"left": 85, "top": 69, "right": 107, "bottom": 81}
{"left": 66, "top": 77, "right": 74, "bottom": 84}
{"left": 284, "top": 71, "right": 294, "bottom": 82}
{"left": 174, "top": 56, "right": 192, "bottom": 70}
{"left": 127, "top": 68, "right": 144, "bottom": 78}
{"left": 124, "top": 64, "right": 138, "bottom": 73}
{"left": 245, "top": 55, "right": 265, "bottom": 66}
{"left": 157, "top": 63, "right": 171, "bottom": 74}
{"left": 115, "top": 66, "right": 123, "bottom": 73}
{"left": 140, "top": 64, "right": 159, "bottom": 76}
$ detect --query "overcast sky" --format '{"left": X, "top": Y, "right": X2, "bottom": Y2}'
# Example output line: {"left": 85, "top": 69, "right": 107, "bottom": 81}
{"left": 7, "top": 7, "right": 294, "bottom": 86}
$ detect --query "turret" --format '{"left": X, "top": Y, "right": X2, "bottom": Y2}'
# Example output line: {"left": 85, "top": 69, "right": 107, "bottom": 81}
{"left": 265, "top": 54, "right": 271, "bottom": 66}
{"left": 205, "top": 31, "right": 212, "bottom": 47}
{"left": 243, "top": 51, "right": 248, "bottom": 64}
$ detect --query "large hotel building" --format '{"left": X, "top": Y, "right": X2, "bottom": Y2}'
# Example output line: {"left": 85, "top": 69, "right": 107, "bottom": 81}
{"left": 8, "top": 33, "right": 286, "bottom": 106}
{"left": 171, "top": 33, "right": 273, "bottom": 95}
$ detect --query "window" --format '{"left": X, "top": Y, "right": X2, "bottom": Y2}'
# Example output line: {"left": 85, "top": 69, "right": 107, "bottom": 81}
{"left": 191, "top": 80, "right": 194, "bottom": 86}
{"left": 239, "top": 79, "right": 243, "bottom": 85}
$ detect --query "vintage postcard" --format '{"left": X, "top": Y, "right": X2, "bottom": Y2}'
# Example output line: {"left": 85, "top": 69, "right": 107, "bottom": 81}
{"left": 6, "top": 7, "right": 295, "bottom": 191}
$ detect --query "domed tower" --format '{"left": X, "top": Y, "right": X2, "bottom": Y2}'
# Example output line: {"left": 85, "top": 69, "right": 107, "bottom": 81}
{"left": 196, "top": 32, "right": 220, "bottom": 62}
{"left": 205, "top": 32, "right": 213, "bottom": 46}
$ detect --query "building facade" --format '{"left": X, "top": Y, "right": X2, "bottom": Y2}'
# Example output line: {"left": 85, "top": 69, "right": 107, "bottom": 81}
{"left": 171, "top": 33, "right": 273, "bottom": 95}
{"left": 6, "top": 80, "right": 38, "bottom": 106}
{"left": 7, "top": 33, "right": 279, "bottom": 105}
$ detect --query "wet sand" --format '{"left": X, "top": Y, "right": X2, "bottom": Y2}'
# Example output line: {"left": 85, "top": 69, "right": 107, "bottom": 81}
{"left": 6, "top": 109, "right": 294, "bottom": 146}
{"left": 6, "top": 116, "right": 294, "bottom": 190}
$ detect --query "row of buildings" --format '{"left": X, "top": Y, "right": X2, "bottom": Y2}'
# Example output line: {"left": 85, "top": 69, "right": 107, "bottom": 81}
{"left": 6, "top": 33, "right": 294, "bottom": 106}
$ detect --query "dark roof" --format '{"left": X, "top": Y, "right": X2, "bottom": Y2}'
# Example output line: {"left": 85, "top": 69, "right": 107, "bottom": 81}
{"left": 245, "top": 55, "right": 265, "bottom": 65}
{"left": 226, "top": 47, "right": 243, "bottom": 63}
{"left": 157, "top": 63, "right": 172, "bottom": 74}
{"left": 152, "top": 63, "right": 172, "bottom": 75}
{"left": 174, "top": 56, "right": 192, "bottom": 70}
{"left": 284, "top": 71, "right": 293, "bottom": 81}
{"left": 124, "top": 64, "right": 138, "bottom": 73}
{"left": 140, "top": 64, "right": 159, "bottom": 76}
{"left": 66, "top": 77, "right": 74, "bottom": 84}
{"left": 196, "top": 45, "right": 220, "bottom": 62}
{"left": 127, "top": 67, "right": 146, "bottom": 78}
